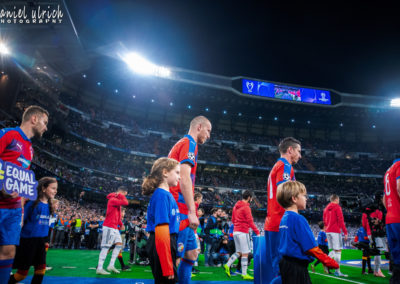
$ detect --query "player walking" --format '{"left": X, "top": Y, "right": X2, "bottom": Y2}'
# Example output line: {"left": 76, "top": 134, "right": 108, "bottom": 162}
{"left": 96, "top": 186, "right": 129, "bottom": 275}
{"left": 264, "top": 137, "right": 301, "bottom": 282}
{"left": 0, "top": 105, "right": 49, "bottom": 283}
{"left": 168, "top": 116, "right": 211, "bottom": 284}
{"left": 323, "top": 194, "right": 348, "bottom": 277}
{"left": 224, "top": 190, "right": 260, "bottom": 280}
{"left": 383, "top": 158, "right": 400, "bottom": 283}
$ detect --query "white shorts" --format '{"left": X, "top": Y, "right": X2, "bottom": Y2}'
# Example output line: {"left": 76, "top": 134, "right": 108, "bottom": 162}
{"left": 374, "top": 237, "right": 387, "bottom": 251}
{"left": 233, "top": 232, "right": 251, "bottom": 254}
{"left": 327, "top": 232, "right": 343, "bottom": 250}
{"left": 101, "top": 226, "right": 122, "bottom": 248}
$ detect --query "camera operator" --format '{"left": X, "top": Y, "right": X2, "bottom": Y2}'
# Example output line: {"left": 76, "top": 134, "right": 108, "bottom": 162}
{"left": 127, "top": 217, "right": 141, "bottom": 264}
{"left": 211, "top": 234, "right": 230, "bottom": 266}
{"left": 204, "top": 208, "right": 223, "bottom": 266}
{"left": 362, "top": 196, "right": 387, "bottom": 278}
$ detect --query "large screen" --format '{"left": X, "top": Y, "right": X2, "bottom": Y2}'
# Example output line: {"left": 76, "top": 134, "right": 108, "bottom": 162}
{"left": 242, "top": 79, "right": 331, "bottom": 105}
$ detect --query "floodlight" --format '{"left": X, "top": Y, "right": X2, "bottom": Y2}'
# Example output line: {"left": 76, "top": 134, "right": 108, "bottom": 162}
{"left": 122, "top": 53, "right": 171, "bottom": 77}
{"left": 0, "top": 43, "right": 10, "bottom": 55}
{"left": 390, "top": 98, "right": 400, "bottom": 107}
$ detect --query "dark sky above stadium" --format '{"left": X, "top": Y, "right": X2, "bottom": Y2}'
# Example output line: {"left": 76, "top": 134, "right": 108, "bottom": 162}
{"left": 67, "top": 1, "right": 400, "bottom": 97}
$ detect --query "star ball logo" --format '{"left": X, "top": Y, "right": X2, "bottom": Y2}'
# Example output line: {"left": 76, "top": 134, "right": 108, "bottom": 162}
{"left": 0, "top": 5, "right": 64, "bottom": 24}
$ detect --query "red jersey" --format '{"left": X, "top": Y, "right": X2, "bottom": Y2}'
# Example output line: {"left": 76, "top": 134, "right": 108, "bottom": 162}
{"left": 384, "top": 159, "right": 400, "bottom": 224}
{"left": 0, "top": 127, "right": 33, "bottom": 209}
{"left": 103, "top": 192, "right": 129, "bottom": 229}
{"left": 323, "top": 202, "right": 348, "bottom": 234}
{"left": 168, "top": 135, "right": 198, "bottom": 215}
{"left": 232, "top": 200, "right": 260, "bottom": 235}
{"left": 264, "top": 158, "right": 295, "bottom": 232}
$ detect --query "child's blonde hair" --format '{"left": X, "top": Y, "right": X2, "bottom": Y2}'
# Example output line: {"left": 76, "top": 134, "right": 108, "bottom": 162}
{"left": 277, "top": 181, "right": 307, "bottom": 209}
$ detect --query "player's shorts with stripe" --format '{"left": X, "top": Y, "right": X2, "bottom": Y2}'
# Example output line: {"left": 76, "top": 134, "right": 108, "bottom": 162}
{"left": 176, "top": 214, "right": 197, "bottom": 258}
{"left": 101, "top": 226, "right": 122, "bottom": 248}
{"left": 0, "top": 208, "right": 22, "bottom": 246}
{"left": 13, "top": 237, "right": 47, "bottom": 269}
{"left": 326, "top": 232, "right": 343, "bottom": 250}
{"left": 233, "top": 232, "right": 251, "bottom": 254}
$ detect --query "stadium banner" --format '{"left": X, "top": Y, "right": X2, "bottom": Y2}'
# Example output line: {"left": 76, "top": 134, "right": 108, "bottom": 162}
{"left": 0, "top": 159, "right": 38, "bottom": 199}
{"left": 254, "top": 235, "right": 271, "bottom": 284}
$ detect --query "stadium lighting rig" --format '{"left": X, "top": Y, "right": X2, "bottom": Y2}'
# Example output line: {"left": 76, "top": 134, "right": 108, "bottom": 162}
{"left": 390, "top": 98, "right": 400, "bottom": 107}
{"left": 121, "top": 52, "right": 171, "bottom": 78}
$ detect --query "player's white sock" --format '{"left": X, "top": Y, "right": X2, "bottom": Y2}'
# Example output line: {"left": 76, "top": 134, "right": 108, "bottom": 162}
{"left": 374, "top": 255, "right": 381, "bottom": 272}
{"left": 226, "top": 252, "right": 239, "bottom": 267}
{"left": 241, "top": 257, "right": 248, "bottom": 276}
{"left": 109, "top": 245, "right": 122, "bottom": 267}
{"left": 328, "top": 251, "right": 335, "bottom": 259}
{"left": 97, "top": 248, "right": 108, "bottom": 269}
{"left": 335, "top": 251, "right": 341, "bottom": 273}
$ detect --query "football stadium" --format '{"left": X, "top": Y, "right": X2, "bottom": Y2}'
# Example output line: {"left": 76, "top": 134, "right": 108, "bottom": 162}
{"left": 0, "top": 1, "right": 399, "bottom": 284}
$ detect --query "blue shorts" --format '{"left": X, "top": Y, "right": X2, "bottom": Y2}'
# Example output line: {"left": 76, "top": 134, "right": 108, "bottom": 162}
{"left": 177, "top": 214, "right": 197, "bottom": 258}
{"left": 387, "top": 223, "right": 400, "bottom": 265}
{"left": 0, "top": 208, "right": 22, "bottom": 246}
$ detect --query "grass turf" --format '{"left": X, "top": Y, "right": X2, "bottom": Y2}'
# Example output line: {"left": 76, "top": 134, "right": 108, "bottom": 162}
{"left": 15, "top": 248, "right": 390, "bottom": 283}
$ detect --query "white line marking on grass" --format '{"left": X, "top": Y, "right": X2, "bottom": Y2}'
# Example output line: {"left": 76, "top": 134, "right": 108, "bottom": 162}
{"left": 61, "top": 266, "right": 77, "bottom": 269}
{"left": 309, "top": 271, "right": 365, "bottom": 284}
{"left": 88, "top": 267, "right": 96, "bottom": 270}
{"left": 199, "top": 272, "right": 213, "bottom": 274}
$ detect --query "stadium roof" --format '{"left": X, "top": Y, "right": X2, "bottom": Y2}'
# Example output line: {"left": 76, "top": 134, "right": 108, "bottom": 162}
{"left": 1, "top": 1, "right": 400, "bottom": 99}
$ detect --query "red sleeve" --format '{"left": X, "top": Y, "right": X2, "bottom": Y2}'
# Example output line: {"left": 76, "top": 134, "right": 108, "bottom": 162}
{"left": 245, "top": 205, "right": 260, "bottom": 235}
{"left": 0, "top": 131, "right": 11, "bottom": 155}
{"left": 231, "top": 207, "right": 236, "bottom": 224}
{"left": 275, "top": 164, "right": 286, "bottom": 186}
{"left": 307, "top": 247, "right": 339, "bottom": 269}
{"left": 337, "top": 206, "right": 347, "bottom": 235}
{"left": 323, "top": 208, "right": 328, "bottom": 228}
{"left": 362, "top": 213, "right": 371, "bottom": 236}
{"left": 354, "top": 235, "right": 359, "bottom": 242}
{"left": 178, "top": 140, "right": 195, "bottom": 167}
{"left": 108, "top": 194, "right": 129, "bottom": 207}
{"left": 155, "top": 224, "right": 174, "bottom": 277}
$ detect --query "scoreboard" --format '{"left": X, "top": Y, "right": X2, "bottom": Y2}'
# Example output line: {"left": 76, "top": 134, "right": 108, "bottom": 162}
{"left": 233, "top": 78, "right": 341, "bottom": 106}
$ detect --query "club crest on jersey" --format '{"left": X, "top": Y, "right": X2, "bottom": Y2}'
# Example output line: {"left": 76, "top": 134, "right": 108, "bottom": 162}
{"left": 178, "top": 242, "right": 184, "bottom": 253}
{"left": 283, "top": 173, "right": 290, "bottom": 180}
{"left": 188, "top": 152, "right": 195, "bottom": 161}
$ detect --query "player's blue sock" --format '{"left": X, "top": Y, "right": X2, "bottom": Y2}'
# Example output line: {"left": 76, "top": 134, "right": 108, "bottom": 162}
{"left": 0, "top": 258, "right": 14, "bottom": 283}
{"left": 178, "top": 258, "right": 195, "bottom": 284}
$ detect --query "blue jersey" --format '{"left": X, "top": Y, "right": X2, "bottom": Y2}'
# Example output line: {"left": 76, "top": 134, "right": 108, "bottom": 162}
{"left": 356, "top": 227, "right": 369, "bottom": 244}
{"left": 146, "top": 188, "right": 180, "bottom": 234}
{"left": 21, "top": 201, "right": 51, "bottom": 238}
{"left": 317, "top": 231, "right": 328, "bottom": 246}
{"left": 279, "top": 211, "right": 317, "bottom": 262}
{"left": 98, "top": 220, "right": 104, "bottom": 233}
{"left": 229, "top": 224, "right": 234, "bottom": 241}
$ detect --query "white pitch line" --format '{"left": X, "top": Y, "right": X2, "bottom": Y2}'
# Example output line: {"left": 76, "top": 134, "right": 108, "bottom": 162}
{"left": 309, "top": 271, "right": 366, "bottom": 284}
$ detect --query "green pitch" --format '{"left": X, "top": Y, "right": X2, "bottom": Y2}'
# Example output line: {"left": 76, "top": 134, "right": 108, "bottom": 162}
{"left": 19, "top": 249, "right": 390, "bottom": 283}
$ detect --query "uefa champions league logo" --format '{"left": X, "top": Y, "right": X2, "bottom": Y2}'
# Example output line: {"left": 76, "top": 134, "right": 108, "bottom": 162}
{"left": 319, "top": 92, "right": 329, "bottom": 102}
{"left": 246, "top": 81, "right": 254, "bottom": 93}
